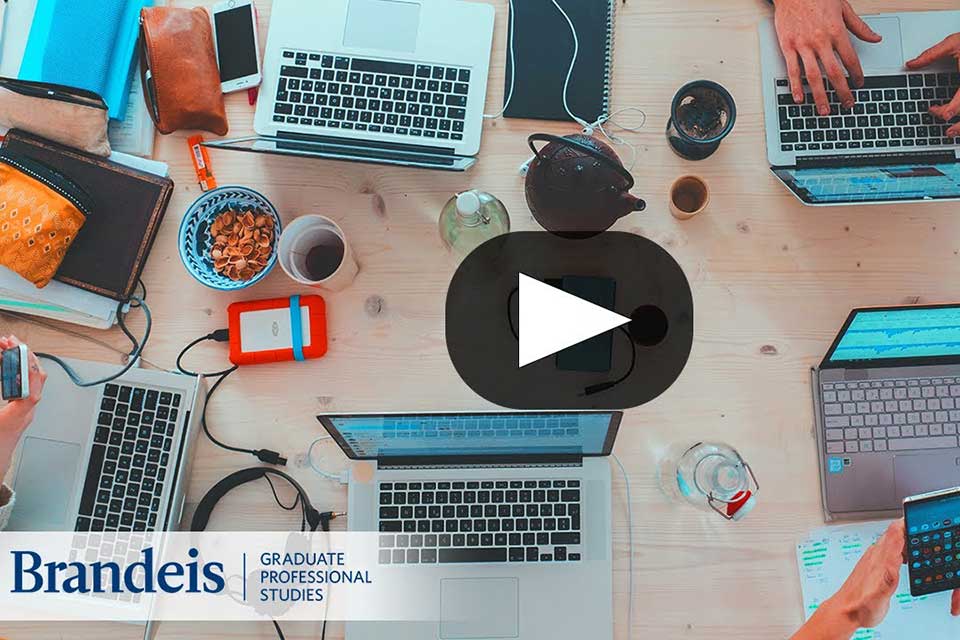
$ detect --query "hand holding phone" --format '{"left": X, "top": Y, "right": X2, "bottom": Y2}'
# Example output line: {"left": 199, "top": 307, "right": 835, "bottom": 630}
{"left": 904, "top": 487, "right": 960, "bottom": 596}
{"left": 211, "top": 0, "right": 262, "bottom": 94}
{"left": 1, "top": 344, "right": 29, "bottom": 401}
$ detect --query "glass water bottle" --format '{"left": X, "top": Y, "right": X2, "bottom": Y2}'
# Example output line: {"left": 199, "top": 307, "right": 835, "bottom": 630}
{"left": 658, "top": 441, "right": 759, "bottom": 521}
{"left": 438, "top": 190, "right": 510, "bottom": 257}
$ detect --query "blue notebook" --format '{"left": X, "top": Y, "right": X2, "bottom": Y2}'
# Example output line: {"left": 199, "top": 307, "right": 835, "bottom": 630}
{"left": 19, "top": 0, "right": 153, "bottom": 120}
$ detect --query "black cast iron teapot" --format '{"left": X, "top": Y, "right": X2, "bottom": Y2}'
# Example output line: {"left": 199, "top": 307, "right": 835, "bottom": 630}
{"left": 524, "top": 133, "right": 646, "bottom": 237}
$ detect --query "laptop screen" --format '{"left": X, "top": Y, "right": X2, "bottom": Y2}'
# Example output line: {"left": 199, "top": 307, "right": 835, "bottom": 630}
{"left": 824, "top": 305, "right": 960, "bottom": 367}
{"left": 318, "top": 412, "right": 621, "bottom": 460}
{"left": 774, "top": 162, "right": 960, "bottom": 204}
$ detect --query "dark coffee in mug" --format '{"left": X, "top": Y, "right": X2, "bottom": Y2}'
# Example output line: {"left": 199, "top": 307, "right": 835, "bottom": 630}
{"left": 671, "top": 176, "right": 708, "bottom": 215}
{"left": 304, "top": 234, "right": 346, "bottom": 280}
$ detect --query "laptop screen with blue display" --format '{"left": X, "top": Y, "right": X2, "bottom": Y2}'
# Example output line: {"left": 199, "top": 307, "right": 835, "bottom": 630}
{"left": 827, "top": 306, "right": 960, "bottom": 364}
{"left": 318, "top": 412, "right": 620, "bottom": 459}
{"left": 774, "top": 162, "right": 960, "bottom": 204}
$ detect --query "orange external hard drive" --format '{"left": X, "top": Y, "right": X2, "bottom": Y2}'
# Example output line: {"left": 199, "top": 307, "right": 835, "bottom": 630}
{"left": 228, "top": 295, "right": 327, "bottom": 365}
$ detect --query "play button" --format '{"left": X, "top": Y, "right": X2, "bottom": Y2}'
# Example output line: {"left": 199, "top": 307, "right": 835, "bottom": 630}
{"left": 519, "top": 273, "right": 631, "bottom": 367}
{"left": 445, "top": 231, "right": 694, "bottom": 410}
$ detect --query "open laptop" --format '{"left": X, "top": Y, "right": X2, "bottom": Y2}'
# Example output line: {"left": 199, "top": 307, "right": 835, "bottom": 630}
{"left": 206, "top": 0, "right": 495, "bottom": 171}
{"left": 812, "top": 304, "right": 960, "bottom": 521}
{"left": 9, "top": 357, "right": 204, "bottom": 534}
{"left": 318, "top": 410, "right": 620, "bottom": 640}
{"left": 759, "top": 11, "right": 960, "bottom": 205}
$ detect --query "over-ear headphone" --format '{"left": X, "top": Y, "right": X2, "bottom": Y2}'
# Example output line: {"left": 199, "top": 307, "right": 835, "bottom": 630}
{"left": 189, "top": 467, "right": 343, "bottom": 640}
{"left": 190, "top": 467, "right": 332, "bottom": 532}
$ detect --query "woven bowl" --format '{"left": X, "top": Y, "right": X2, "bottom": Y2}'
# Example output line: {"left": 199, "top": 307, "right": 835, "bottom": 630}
{"left": 178, "top": 186, "right": 281, "bottom": 291}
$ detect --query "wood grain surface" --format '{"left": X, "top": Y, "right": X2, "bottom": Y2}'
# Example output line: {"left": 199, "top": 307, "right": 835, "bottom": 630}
{"left": 4, "top": 0, "right": 959, "bottom": 638}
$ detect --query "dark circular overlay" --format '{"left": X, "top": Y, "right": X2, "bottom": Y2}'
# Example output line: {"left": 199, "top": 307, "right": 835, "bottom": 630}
{"left": 445, "top": 231, "right": 694, "bottom": 410}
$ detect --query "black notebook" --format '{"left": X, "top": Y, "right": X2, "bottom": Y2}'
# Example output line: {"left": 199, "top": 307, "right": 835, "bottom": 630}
{"left": 503, "top": 0, "right": 614, "bottom": 123}
{"left": 2, "top": 130, "right": 173, "bottom": 301}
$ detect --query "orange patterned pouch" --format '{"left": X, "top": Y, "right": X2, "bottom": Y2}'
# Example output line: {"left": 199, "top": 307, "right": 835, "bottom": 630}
{"left": 0, "top": 150, "right": 91, "bottom": 288}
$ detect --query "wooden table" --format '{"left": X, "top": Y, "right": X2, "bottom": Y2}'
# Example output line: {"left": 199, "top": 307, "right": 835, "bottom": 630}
{"left": 6, "top": 0, "right": 960, "bottom": 637}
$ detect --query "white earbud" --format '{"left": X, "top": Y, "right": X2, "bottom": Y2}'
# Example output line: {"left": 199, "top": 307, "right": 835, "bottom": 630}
{"left": 518, "top": 156, "right": 535, "bottom": 176}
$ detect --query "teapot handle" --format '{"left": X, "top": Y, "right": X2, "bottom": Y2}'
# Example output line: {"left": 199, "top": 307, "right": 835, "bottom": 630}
{"left": 527, "top": 133, "right": 635, "bottom": 191}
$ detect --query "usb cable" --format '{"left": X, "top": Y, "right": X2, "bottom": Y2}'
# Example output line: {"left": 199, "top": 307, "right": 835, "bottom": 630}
{"left": 177, "top": 329, "right": 288, "bottom": 466}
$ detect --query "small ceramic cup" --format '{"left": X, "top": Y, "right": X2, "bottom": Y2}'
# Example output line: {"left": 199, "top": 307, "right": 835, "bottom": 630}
{"left": 669, "top": 175, "right": 710, "bottom": 220}
{"left": 277, "top": 215, "right": 359, "bottom": 291}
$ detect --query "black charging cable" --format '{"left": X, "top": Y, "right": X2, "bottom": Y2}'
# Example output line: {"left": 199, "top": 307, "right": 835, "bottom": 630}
{"left": 582, "top": 326, "right": 636, "bottom": 396}
{"left": 177, "top": 331, "right": 287, "bottom": 466}
{"left": 37, "top": 296, "right": 152, "bottom": 387}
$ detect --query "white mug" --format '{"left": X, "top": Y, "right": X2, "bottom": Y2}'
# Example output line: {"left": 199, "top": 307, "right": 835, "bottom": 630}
{"left": 278, "top": 215, "right": 358, "bottom": 291}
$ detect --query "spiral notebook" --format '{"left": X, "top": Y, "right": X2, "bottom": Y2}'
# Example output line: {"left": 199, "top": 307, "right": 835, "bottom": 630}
{"left": 503, "top": 0, "right": 615, "bottom": 123}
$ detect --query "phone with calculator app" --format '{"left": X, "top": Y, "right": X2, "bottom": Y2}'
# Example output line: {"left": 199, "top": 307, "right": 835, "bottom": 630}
{"left": 904, "top": 487, "right": 960, "bottom": 596}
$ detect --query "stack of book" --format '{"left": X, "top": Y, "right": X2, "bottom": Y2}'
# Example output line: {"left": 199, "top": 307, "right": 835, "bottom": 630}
{"left": 18, "top": 0, "right": 154, "bottom": 121}
{"left": 1, "top": 0, "right": 159, "bottom": 157}
{"left": 0, "top": 132, "right": 173, "bottom": 328}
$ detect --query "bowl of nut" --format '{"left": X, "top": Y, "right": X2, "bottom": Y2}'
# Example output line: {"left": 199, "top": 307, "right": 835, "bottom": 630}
{"left": 178, "top": 186, "right": 281, "bottom": 290}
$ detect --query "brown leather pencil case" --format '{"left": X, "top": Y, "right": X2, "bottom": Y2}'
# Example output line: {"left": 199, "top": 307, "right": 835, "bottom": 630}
{"left": 139, "top": 6, "right": 228, "bottom": 136}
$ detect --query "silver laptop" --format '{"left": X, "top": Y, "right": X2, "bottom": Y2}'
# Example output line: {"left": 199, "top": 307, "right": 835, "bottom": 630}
{"left": 759, "top": 11, "right": 960, "bottom": 205}
{"left": 206, "top": 0, "right": 495, "bottom": 171}
{"left": 318, "top": 410, "right": 620, "bottom": 640}
{"left": 813, "top": 304, "right": 960, "bottom": 521}
{"left": 9, "top": 358, "right": 204, "bottom": 534}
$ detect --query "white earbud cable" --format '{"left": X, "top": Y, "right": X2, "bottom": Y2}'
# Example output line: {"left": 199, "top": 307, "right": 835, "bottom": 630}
{"left": 612, "top": 453, "right": 634, "bottom": 640}
{"left": 486, "top": 0, "right": 645, "bottom": 170}
{"left": 307, "top": 436, "right": 344, "bottom": 482}
{"left": 483, "top": 0, "right": 517, "bottom": 120}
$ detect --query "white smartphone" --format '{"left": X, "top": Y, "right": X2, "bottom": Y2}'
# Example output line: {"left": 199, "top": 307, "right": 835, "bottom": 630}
{"left": 210, "top": 0, "right": 262, "bottom": 94}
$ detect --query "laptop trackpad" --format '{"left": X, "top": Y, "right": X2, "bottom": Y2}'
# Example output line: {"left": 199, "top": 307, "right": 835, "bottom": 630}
{"left": 894, "top": 453, "right": 960, "bottom": 502}
{"left": 345, "top": 0, "right": 421, "bottom": 53}
{"left": 9, "top": 437, "right": 80, "bottom": 530}
{"left": 854, "top": 17, "right": 904, "bottom": 69}
{"left": 440, "top": 578, "right": 519, "bottom": 639}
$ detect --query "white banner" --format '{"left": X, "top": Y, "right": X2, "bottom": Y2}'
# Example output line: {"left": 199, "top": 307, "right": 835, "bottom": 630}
{"left": 0, "top": 531, "right": 458, "bottom": 622}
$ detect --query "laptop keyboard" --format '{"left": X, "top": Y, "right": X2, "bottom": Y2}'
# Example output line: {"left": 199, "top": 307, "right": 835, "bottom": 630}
{"left": 821, "top": 378, "right": 960, "bottom": 454}
{"left": 378, "top": 480, "right": 583, "bottom": 564}
{"left": 775, "top": 74, "right": 960, "bottom": 153}
{"left": 74, "top": 383, "right": 183, "bottom": 533}
{"left": 273, "top": 50, "right": 470, "bottom": 142}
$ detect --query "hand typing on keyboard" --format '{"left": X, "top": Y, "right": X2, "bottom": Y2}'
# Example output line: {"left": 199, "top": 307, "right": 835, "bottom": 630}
{"left": 772, "top": 0, "right": 882, "bottom": 115}
{"left": 790, "top": 520, "right": 960, "bottom": 640}
{"left": 907, "top": 34, "right": 960, "bottom": 137}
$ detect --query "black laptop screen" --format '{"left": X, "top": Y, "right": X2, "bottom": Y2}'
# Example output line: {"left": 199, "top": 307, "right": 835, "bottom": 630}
{"left": 318, "top": 412, "right": 620, "bottom": 460}
{"left": 827, "top": 306, "right": 960, "bottom": 364}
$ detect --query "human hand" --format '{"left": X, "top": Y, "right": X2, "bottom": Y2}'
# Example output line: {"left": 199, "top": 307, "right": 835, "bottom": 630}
{"left": 0, "top": 336, "right": 46, "bottom": 477}
{"left": 773, "top": 0, "right": 881, "bottom": 115}
{"left": 825, "top": 519, "right": 904, "bottom": 630}
{"left": 792, "top": 520, "right": 960, "bottom": 640}
{"left": 906, "top": 34, "right": 960, "bottom": 137}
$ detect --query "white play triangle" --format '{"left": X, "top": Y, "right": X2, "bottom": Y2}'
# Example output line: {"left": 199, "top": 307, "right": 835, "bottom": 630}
{"left": 518, "top": 273, "right": 631, "bottom": 367}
